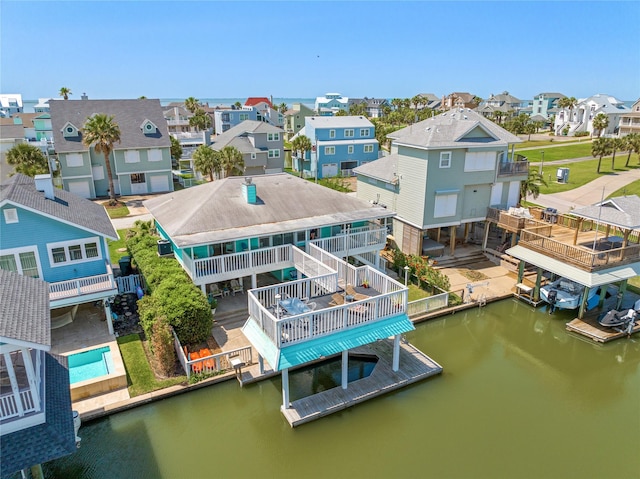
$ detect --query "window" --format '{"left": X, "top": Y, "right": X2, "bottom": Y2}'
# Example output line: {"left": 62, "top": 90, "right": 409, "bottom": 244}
{"left": 3, "top": 208, "right": 18, "bottom": 224}
{"left": 0, "top": 247, "right": 40, "bottom": 278}
{"left": 125, "top": 150, "right": 140, "bottom": 163}
{"left": 47, "top": 237, "right": 102, "bottom": 267}
{"left": 92, "top": 165, "right": 104, "bottom": 180}
{"left": 131, "top": 173, "right": 146, "bottom": 184}
{"left": 434, "top": 193, "right": 458, "bottom": 218}
{"left": 66, "top": 153, "right": 83, "bottom": 168}
{"left": 267, "top": 133, "right": 280, "bottom": 141}
{"left": 325, "top": 146, "right": 335, "bottom": 155}
{"left": 364, "top": 144, "right": 374, "bottom": 153}
{"left": 222, "top": 113, "right": 230, "bottom": 122}
{"left": 439, "top": 152, "right": 451, "bottom": 168}
{"left": 348, "top": 145, "right": 354, "bottom": 154}
{"left": 148, "top": 149, "right": 163, "bottom": 162}
{"left": 464, "top": 151, "right": 495, "bottom": 172}
{"left": 239, "top": 113, "right": 249, "bottom": 121}
{"left": 360, "top": 128, "right": 370, "bottom": 137}
{"left": 329, "top": 129, "right": 336, "bottom": 139}
{"left": 251, "top": 153, "right": 256, "bottom": 160}
{"left": 268, "top": 149, "right": 280, "bottom": 158}
{"left": 344, "top": 129, "right": 354, "bottom": 138}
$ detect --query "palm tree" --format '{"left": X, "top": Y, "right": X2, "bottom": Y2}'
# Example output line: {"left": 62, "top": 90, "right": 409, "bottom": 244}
{"left": 189, "top": 109, "right": 212, "bottom": 131}
{"left": 193, "top": 145, "right": 221, "bottom": 181}
{"left": 592, "top": 138, "right": 612, "bottom": 173}
{"left": 219, "top": 146, "right": 244, "bottom": 177}
{"left": 391, "top": 98, "right": 402, "bottom": 111}
{"left": 6, "top": 143, "right": 49, "bottom": 177}
{"left": 520, "top": 170, "right": 548, "bottom": 204}
{"left": 557, "top": 97, "right": 577, "bottom": 127}
{"left": 278, "top": 102, "right": 288, "bottom": 114}
{"left": 59, "top": 87, "right": 72, "bottom": 100}
{"left": 291, "top": 135, "right": 312, "bottom": 176}
{"left": 609, "top": 137, "right": 625, "bottom": 170}
{"left": 625, "top": 133, "right": 640, "bottom": 165}
{"left": 184, "top": 97, "right": 200, "bottom": 114}
{"left": 234, "top": 101, "right": 242, "bottom": 109}
{"left": 592, "top": 113, "right": 609, "bottom": 138}
{"left": 411, "top": 95, "right": 422, "bottom": 110}
{"left": 170, "top": 136, "right": 183, "bottom": 163}
{"left": 82, "top": 113, "right": 121, "bottom": 204}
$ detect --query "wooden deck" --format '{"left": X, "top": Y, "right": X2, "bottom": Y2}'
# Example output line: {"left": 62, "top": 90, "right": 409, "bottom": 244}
{"left": 280, "top": 340, "right": 443, "bottom": 427}
{"left": 566, "top": 314, "right": 640, "bottom": 343}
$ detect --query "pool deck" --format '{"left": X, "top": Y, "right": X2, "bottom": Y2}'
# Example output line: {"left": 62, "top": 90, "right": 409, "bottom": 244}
{"left": 279, "top": 340, "right": 443, "bottom": 427}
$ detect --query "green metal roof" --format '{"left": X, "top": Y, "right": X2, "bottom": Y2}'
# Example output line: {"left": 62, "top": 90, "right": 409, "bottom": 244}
{"left": 242, "top": 314, "right": 415, "bottom": 371}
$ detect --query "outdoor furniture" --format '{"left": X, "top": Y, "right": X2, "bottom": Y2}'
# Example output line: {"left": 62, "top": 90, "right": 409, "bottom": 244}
{"left": 209, "top": 283, "right": 223, "bottom": 299}
{"left": 329, "top": 293, "right": 345, "bottom": 306}
{"left": 279, "top": 297, "right": 310, "bottom": 315}
{"left": 604, "top": 236, "right": 624, "bottom": 249}
{"left": 346, "top": 285, "right": 370, "bottom": 302}
{"left": 230, "top": 279, "right": 244, "bottom": 295}
{"left": 51, "top": 304, "right": 78, "bottom": 330}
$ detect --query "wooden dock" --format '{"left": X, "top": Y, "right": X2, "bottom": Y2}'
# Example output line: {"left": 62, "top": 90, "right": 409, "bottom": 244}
{"left": 566, "top": 315, "right": 640, "bottom": 343}
{"left": 280, "top": 340, "right": 443, "bottom": 427}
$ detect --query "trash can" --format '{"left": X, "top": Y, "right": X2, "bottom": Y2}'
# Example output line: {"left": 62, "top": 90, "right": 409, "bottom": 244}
{"left": 157, "top": 239, "right": 172, "bottom": 256}
{"left": 556, "top": 167, "right": 569, "bottom": 183}
{"left": 118, "top": 256, "right": 131, "bottom": 276}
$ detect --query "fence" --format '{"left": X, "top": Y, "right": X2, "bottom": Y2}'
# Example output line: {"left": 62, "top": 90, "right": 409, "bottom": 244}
{"left": 407, "top": 290, "right": 450, "bottom": 316}
{"left": 115, "top": 274, "right": 145, "bottom": 294}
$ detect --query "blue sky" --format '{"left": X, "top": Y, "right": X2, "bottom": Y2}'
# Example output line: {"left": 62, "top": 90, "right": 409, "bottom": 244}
{"left": 2, "top": 1, "right": 639, "bottom": 101}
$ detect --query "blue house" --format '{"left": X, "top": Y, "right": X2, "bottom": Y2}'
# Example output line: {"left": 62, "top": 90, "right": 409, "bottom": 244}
{"left": 213, "top": 107, "right": 259, "bottom": 134}
{"left": 314, "top": 93, "right": 349, "bottom": 116}
{"left": 298, "top": 116, "right": 379, "bottom": 179}
{"left": 0, "top": 174, "right": 119, "bottom": 332}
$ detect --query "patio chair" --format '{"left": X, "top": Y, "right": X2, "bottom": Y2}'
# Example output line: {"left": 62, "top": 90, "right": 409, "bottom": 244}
{"left": 306, "top": 301, "right": 317, "bottom": 311}
{"left": 209, "top": 283, "right": 223, "bottom": 299}
{"left": 329, "top": 293, "right": 345, "bottom": 306}
{"left": 346, "top": 285, "right": 369, "bottom": 302}
{"left": 230, "top": 279, "right": 244, "bottom": 295}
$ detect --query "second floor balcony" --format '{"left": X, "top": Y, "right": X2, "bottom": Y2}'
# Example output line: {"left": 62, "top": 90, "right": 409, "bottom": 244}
{"left": 498, "top": 158, "right": 529, "bottom": 177}
{"left": 48, "top": 262, "right": 117, "bottom": 308}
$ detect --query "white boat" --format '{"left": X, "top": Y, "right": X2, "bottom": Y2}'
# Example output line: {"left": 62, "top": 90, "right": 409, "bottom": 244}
{"left": 540, "top": 278, "right": 598, "bottom": 310}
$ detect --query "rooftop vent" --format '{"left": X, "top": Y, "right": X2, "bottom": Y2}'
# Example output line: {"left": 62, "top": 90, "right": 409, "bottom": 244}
{"left": 242, "top": 178, "right": 257, "bottom": 204}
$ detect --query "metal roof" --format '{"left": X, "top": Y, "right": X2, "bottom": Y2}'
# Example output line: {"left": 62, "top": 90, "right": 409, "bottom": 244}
{"left": 242, "top": 313, "right": 415, "bottom": 371}
{"left": 0, "top": 269, "right": 50, "bottom": 348}
{"left": 1, "top": 174, "right": 118, "bottom": 240}
{"left": 506, "top": 245, "right": 640, "bottom": 288}
{"left": 144, "top": 173, "right": 394, "bottom": 248}
{"left": 570, "top": 195, "right": 640, "bottom": 230}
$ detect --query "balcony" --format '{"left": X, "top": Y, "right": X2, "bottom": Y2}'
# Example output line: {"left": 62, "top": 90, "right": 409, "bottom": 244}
{"left": 498, "top": 159, "right": 529, "bottom": 177}
{"left": 166, "top": 119, "right": 190, "bottom": 126}
{"left": 48, "top": 263, "right": 117, "bottom": 308}
{"left": 486, "top": 206, "right": 538, "bottom": 232}
{"left": 1, "top": 349, "right": 45, "bottom": 434}
{"left": 309, "top": 223, "right": 388, "bottom": 258}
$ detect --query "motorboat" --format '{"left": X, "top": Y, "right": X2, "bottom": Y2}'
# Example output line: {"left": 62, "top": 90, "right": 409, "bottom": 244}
{"left": 540, "top": 278, "right": 598, "bottom": 311}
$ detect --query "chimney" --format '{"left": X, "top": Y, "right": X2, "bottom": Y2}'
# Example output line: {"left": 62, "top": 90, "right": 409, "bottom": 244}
{"left": 241, "top": 177, "right": 257, "bottom": 204}
{"left": 34, "top": 174, "right": 55, "bottom": 200}
{"left": 81, "top": 93, "right": 88, "bottom": 100}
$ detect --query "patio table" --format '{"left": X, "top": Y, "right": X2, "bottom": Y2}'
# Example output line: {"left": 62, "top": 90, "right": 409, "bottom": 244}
{"left": 279, "top": 297, "right": 310, "bottom": 315}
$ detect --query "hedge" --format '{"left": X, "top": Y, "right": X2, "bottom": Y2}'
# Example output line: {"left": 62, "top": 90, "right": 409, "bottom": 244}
{"left": 126, "top": 232, "right": 212, "bottom": 344}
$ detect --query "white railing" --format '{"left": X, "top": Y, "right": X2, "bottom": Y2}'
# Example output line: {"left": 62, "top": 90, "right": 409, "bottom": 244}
{"left": 309, "top": 224, "right": 387, "bottom": 257}
{"left": 407, "top": 291, "right": 449, "bottom": 317}
{"left": 166, "top": 119, "right": 190, "bottom": 125}
{"left": 0, "top": 389, "right": 38, "bottom": 421}
{"left": 49, "top": 263, "right": 116, "bottom": 301}
{"left": 307, "top": 243, "right": 368, "bottom": 287}
{"left": 115, "top": 274, "right": 144, "bottom": 294}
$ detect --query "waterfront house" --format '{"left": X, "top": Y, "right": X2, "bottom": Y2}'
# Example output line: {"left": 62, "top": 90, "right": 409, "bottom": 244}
{"left": 554, "top": 93, "right": 631, "bottom": 137}
{"left": 0, "top": 270, "right": 79, "bottom": 477}
{"left": 49, "top": 98, "right": 174, "bottom": 198}
{"left": 348, "top": 98, "right": 389, "bottom": 118}
{"left": 213, "top": 106, "right": 259, "bottom": 134}
{"left": 440, "top": 92, "right": 479, "bottom": 111}
{"left": 283, "top": 103, "right": 314, "bottom": 141}
{"left": 314, "top": 93, "right": 349, "bottom": 116}
{"left": 300, "top": 115, "right": 379, "bottom": 179}
{"left": 211, "top": 120, "right": 285, "bottom": 175}
{"left": 530, "top": 92, "right": 565, "bottom": 121}
{"left": 618, "top": 98, "right": 640, "bottom": 137}
{"left": 0, "top": 93, "right": 23, "bottom": 117}
{"left": 354, "top": 109, "right": 526, "bottom": 256}
{"left": 476, "top": 91, "right": 522, "bottom": 120}
{"left": 244, "top": 97, "right": 284, "bottom": 128}
{"left": 0, "top": 174, "right": 119, "bottom": 332}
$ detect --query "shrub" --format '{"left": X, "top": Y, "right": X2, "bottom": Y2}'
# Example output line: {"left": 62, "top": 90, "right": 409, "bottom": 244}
{"left": 392, "top": 249, "right": 450, "bottom": 292}
{"left": 574, "top": 131, "right": 589, "bottom": 137}
{"left": 151, "top": 317, "right": 176, "bottom": 377}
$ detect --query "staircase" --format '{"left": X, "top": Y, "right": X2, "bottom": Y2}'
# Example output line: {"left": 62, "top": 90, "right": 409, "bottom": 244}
{"left": 433, "top": 249, "right": 489, "bottom": 269}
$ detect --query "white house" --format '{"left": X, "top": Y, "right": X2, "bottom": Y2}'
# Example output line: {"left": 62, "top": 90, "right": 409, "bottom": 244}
{"left": 554, "top": 93, "right": 631, "bottom": 137}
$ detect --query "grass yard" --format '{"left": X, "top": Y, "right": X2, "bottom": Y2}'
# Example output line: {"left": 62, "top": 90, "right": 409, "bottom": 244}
{"left": 516, "top": 138, "right": 589, "bottom": 149}
{"left": 536, "top": 159, "right": 639, "bottom": 194}
{"left": 103, "top": 202, "right": 130, "bottom": 219}
{"left": 108, "top": 229, "right": 131, "bottom": 264}
{"left": 117, "top": 334, "right": 186, "bottom": 397}
{"left": 407, "top": 283, "right": 431, "bottom": 301}
{"left": 518, "top": 142, "right": 595, "bottom": 162}
{"left": 609, "top": 179, "right": 640, "bottom": 198}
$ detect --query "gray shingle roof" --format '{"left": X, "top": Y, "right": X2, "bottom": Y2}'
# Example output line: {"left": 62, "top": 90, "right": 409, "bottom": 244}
{"left": 211, "top": 120, "right": 283, "bottom": 151}
{"left": 0, "top": 269, "right": 50, "bottom": 347}
{"left": 49, "top": 99, "right": 170, "bottom": 153}
{"left": 353, "top": 154, "right": 401, "bottom": 183}
{"left": 387, "top": 109, "right": 521, "bottom": 149}
{"left": 144, "top": 174, "right": 394, "bottom": 247}
{"left": 570, "top": 195, "right": 640, "bottom": 229}
{"left": 0, "top": 353, "right": 76, "bottom": 478}
{"left": 1, "top": 174, "right": 118, "bottom": 239}
{"left": 0, "top": 124, "right": 25, "bottom": 140}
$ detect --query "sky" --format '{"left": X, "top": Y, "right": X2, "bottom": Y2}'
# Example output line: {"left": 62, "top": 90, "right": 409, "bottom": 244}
{"left": 2, "top": 1, "right": 639, "bottom": 102}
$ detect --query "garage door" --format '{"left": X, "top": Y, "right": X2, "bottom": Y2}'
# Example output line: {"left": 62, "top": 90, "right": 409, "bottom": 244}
{"left": 149, "top": 175, "right": 169, "bottom": 193}
{"left": 322, "top": 163, "right": 338, "bottom": 178}
{"left": 67, "top": 181, "right": 92, "bottom": 198}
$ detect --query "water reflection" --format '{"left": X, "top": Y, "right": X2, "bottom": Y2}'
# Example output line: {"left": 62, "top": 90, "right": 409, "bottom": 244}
{"left": 43, "top": 300, "right": 640, "bottom": 479}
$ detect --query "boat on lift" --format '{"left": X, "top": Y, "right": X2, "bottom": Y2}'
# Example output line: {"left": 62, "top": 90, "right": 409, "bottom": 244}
{"left": 540, "top": 278, "right": 598, "bottom": 311}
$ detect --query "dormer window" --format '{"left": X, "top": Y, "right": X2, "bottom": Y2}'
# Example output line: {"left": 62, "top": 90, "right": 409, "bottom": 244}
{"left": 140, "top": 119, "right": 158, "bottom": 135}
{"left": 62, "top": 122, "right": 79, "bottom": 138}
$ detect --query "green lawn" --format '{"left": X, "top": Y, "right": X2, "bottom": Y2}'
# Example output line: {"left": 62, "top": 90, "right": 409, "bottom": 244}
{"left": 518, "top": 142, "right": 595, "bottom": 162}
{"left": 105, "top": 204, "right": 130, "bottom": 219}
{"left": 515, "top": 138, "right": 590, "bottom": 149}
{"left": 536, "top": 159, "right": 638, "bottom": 194}
{"left": 609, "top": 179, "right": 640, "bottom": 198}
{"left": 117, "top": 334, "right": 186, "bottom": 397}
{"left": 408, "top": 283, "right": 431, "bottom": 301}
{"left": 108, "top": 229, "right": 131, "bottom": 264}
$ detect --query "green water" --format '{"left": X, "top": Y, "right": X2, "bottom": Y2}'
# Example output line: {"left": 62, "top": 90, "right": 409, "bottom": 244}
{"left": 45, "top": 300, "right": 640, "bottom": 479}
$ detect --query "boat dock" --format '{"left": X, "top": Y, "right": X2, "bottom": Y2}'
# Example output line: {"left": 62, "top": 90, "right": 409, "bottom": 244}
{"left": 279, "top": 340, "right": 442, "bottom": 427}
{"left": 567, "top": 313, "right": 640, "bottom": 343}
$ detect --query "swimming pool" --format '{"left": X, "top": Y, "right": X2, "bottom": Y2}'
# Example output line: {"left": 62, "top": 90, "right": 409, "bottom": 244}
{"left": 68, "top": 346, "right": 114, "bottom": 384}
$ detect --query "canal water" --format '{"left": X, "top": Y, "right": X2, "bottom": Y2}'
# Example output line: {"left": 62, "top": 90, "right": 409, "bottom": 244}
{"left": 44, "top": 299, "right": 640, "bottom": 479}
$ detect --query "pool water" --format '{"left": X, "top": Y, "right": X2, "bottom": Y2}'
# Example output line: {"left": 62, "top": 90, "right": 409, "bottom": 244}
{"left": 68, "top": 346, "right": 113, "bottom": 384}
{"left": 289, "top": 354, "right": 378, "bottom": 400}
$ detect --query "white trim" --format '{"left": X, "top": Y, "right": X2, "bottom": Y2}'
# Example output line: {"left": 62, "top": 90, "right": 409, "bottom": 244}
{"left": 329, "top": 129, "right": 336, "bottom": 139}
{"left": 267, "top": 132, "right": 280, "bottom": 142}
{"left": 393, "top": 140, "right": 511, "bottom": 151}
{"left": 344, "top": 129, "right": 355, "bottom": 138}
{"left": 58, "top": 174, "right": 93, "bottom": 180}
{"left": 347, "top": 145, "right": 354, "bottom": 154}
{"left": 47, "top": 236, "right": 102, "bottom": 267}
{"left": 360, "top": 128, "right": 370, "bottom": 137}
{"left": 324, "top": 146, "right": 336, "bottom": 155}
{"left": 439, "top": 151, "right": 452, "bottom": 168}
{"left": 92, "top": 165, "right": 105, "bottom": 180}
{"left": 124, "top": 150, "right": 140, "bottom": 163}
{"left": 0, "top": 245, "right": 42, "bottom": 278}
{"left": 3, "top": 208, "right": 18, "bottom": 224}
{"left": 363, "top": 144, "right": 374, "bottom": 153}
{"left": 117, "top": 168, "right": 172, "bottom": 175}
{"left": 268, "top": 149, "right": 280, "bottom": 158}
{"left": 0, "top": 200, "right": 118, "bottom": 240}
{"left": 148, "top": 148, "right": 163, "bottom": 162}
{"left": 65, "top": 153, "right": 84, "bottom": 167}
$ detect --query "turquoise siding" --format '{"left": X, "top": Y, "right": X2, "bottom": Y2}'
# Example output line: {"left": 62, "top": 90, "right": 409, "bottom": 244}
{"left": 156, "top": 222, "right": 183, "bottom": 260}
{"left": 0, "top": 204, "right": 109, "bottom": 283}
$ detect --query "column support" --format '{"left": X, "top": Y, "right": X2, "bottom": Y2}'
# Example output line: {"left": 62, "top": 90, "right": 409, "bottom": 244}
{"left": 534, "top": 267, "right": 542, "bottom": 302}
{"left": 341, "top": 350, "right": 349, "bottom": 390}
{"left": 282, "top": 368, "right": 290, "bottom": 409}
{"left": 258, "top": 355, "right": 264, "bottom": 375}
{"left": 392, "top": 335, "right": 401, "bottom": 372}
{"left": 104, "top": 302, "right": 114, "bottom": 336}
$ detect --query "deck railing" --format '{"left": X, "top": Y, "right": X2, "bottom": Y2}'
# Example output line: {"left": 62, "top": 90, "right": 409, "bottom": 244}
{"left": 0, "top": 389, "right": 38, "bottom": 421}
{"left": 498, "top": 160, "right": 529, "bottom": 177}
{"left": 407, "top": 291, "right": 450, "bottom": 317}
{"left": 48, "top": 262, "right": 116, "bottom": 301}
{"left": 309, "top": 223, "right": 387, "bottom": 257}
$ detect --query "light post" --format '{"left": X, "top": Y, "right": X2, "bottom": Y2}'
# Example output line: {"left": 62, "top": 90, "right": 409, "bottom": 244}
{"left": 404, "top": 265, "right": 410, "bottom": 287}
{"left": 539, "top": 150, "right": 544, "bottom": 175}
